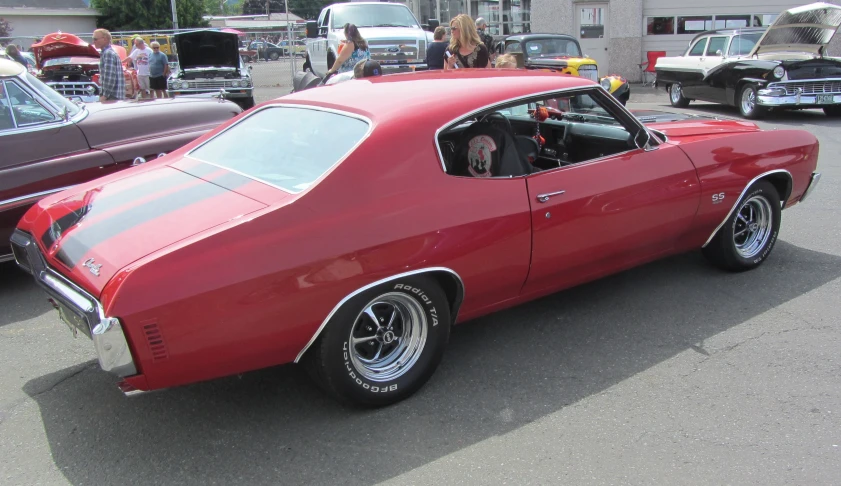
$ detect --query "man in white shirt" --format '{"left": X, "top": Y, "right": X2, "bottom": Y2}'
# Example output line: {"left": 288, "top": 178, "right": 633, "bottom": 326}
{"left": 129, "top": 37, "right": 153, "bottom": 98}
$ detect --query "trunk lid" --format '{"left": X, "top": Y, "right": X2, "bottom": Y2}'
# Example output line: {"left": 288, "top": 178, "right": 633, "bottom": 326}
{"left": 751, "top": 2, "right": 841, "bottom": 57}
{"left": 30, "top": 162, "right": 269, "bottom": 296}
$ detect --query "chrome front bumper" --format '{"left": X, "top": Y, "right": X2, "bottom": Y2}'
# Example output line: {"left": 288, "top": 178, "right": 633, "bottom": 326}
{"left": 800, "top": 172, "right": 822, "bottom": 203}
{"left": 757, "top": 91, "right": 840, "bottom": 107}
{"left": 10, "top": 230, "right": 137, "bottom": 377}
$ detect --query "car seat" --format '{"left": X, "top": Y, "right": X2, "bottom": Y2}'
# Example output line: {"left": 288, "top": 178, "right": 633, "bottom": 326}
{"left": 452, "top": 118, "right": 536, "bottom": 178}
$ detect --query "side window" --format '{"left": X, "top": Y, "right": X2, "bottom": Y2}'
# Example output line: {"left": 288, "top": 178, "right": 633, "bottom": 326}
{"left": 320, "top": 9, "right": 331, "bottom": 29}
{"left": 4, "top": 81, "right": 56, "bottom": 127}
{"left": 706, "top": 36, "right": 727, "bottom": 56}
{"left": 0, "top": 81, "right": 15, "bottom": 131}
{"left": 437, "top": 89, "right": 636, "bottom": 178}
{"left": 688, "top": 39, "right": 707, "bottom": 56}
{"left": 505, "top": 41, "right": 522, "bottom": 53}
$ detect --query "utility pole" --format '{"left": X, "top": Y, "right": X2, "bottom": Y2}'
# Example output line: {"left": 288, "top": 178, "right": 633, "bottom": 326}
{"left": 171, "top": 0, "right": 179, "bottom": 30}
{"left": 285, "top": 0, "right": 296, "bottom": 72}
{"left": 266, "top": 0, "right": 270, "bottom": 18}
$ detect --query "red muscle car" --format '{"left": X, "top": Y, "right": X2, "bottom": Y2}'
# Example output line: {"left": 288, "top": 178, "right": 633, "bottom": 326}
{"left": 0, "top": 57, "right": 243, "bottom": 262}
{"left": 10, "top": 69, "right": 821, "bottom": 407}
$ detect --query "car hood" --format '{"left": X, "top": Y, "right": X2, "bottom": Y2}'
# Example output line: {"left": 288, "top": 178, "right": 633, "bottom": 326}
{"left": 30, "top": 164, "right": 268, "bottom": 296}
{"left": 751, "top": 2, "right": 841, "bottom": 56}
{"left": 349, "top": 26, "right": 426, "bottom": 41}
{"left": 779, "top": 57, "right": 841, "bottom": 78}
{"left": 637, "top": 111, "right": 761, "bottom": 138}
{"left": 41, "top": 56, "right": 101, "bottom": 69}
{"left": 173, "top": 30, "right": 241, "bottom": 71}
{"left": 31, "top": 32, "right": 100, "bottom": 67}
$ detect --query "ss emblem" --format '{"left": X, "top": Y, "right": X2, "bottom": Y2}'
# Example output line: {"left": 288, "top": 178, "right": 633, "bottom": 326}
{"left": 712, "top": 192, "right": 725, "bottom": 204}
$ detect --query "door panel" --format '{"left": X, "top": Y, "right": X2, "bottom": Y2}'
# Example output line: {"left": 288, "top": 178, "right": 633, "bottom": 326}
{"left": 577, "top": 4, "right": 609, "bottom": 74}
{"left": 522, "top": 143, "right": 700, "bottom": 295}
{"left": 680, "top": 38, "right": 708, "bottom": 99}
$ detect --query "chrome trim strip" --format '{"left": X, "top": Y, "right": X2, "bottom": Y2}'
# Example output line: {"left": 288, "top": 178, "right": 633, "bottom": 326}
{"left": 0, "top": 185, "right": 77, "bottom": 212}
{"left": 293, "top": 266, "right": 465, "bottom": 363}
{"left": 186, "top": 103, "right": 374, "bottom": 195}
{"left": 701, "top": 169, "right": 793, "bottom": 248}
{"left": 0, "top": 254, "right": 14, "bottom": 263}
{"left": 799, "top": 172, "right": 821, "bottom": 203}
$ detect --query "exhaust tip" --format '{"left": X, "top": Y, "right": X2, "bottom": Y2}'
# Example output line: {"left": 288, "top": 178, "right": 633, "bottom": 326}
{"left": 117, "top": 380, "right": 145, "bottom": 397}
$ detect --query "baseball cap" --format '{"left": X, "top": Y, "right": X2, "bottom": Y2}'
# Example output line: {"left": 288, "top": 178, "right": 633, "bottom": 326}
{"left": 361, "top": 60, "right": 382, "bottom": 77}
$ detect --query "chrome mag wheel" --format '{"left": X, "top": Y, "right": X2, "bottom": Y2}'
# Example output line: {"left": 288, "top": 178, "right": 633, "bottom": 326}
{"left": 733, "top": 195, "right": 773, "bottom": 259}
{"left": 348, "top": 292, "right": 428, "bottom": 382}
{"left": 670, "top": 84, "right": 682, "bottom": 103}
{"left": 741, "top": 87, "right": 756, "bottom": 114}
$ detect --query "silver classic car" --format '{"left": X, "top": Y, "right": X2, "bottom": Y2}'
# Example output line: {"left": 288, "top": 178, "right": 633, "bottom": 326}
{"left": 654, "top": 2, "right": 841, "bottom": 118}
{"left": 167, "top": 30, "right": 255, "bottom": 110}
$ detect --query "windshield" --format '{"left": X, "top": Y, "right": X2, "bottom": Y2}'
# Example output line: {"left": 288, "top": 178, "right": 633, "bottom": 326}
{"left": 188, "top": 106, "right": 370, "bottom": 193}
{"left": 523, "top": 38, "right": 582, "bottom": 58}
{"left": 728, "top": 33, "right": 763, "bottom": 56}
{"left": 332, "top": 4, "right": 420, "bottom": 29}
{"left": 24, "top": 72, "right": 82, "bottom": 117}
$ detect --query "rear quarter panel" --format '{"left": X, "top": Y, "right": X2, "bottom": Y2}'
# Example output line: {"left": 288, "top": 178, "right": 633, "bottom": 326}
{"left": 105, "top": 111, "right": 534, "bottom": 391}
{"left": 669, "top": 129, "right": 818, "bottom": 249}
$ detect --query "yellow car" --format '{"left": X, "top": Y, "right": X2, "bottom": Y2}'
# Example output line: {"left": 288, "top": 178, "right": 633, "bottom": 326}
{"left": 497, "top": 34, "right": 630, "bottom": 105}
{"left": 113, "top": 33, "right": 175, "bottom": 58}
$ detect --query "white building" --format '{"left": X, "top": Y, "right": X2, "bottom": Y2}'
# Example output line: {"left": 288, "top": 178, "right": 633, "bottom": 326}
{"left": 401, "top": 0, "right": 841, "bottom": 81}
{"left": 0, "top": 0, "right": 98, "bottom": 48}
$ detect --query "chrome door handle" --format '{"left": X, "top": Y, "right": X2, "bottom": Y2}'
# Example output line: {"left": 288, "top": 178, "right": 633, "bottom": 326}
{"left": 536, "top": 190, "right": 565, "bottom": 203}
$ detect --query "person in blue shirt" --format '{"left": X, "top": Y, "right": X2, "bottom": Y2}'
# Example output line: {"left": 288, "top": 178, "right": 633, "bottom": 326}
{"left": 425, "top": 26, "right": 448, "bottom": 70}
{"left": 147, "top": 41, "right": 170, "bottom": 98}
{"left": 326, "top": 23, "right": 370, "bottom": 76}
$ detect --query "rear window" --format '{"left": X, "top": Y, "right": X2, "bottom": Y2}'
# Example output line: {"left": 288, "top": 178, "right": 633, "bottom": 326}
{"left": 188, "top": 106, "right": 370, "bottom": 193}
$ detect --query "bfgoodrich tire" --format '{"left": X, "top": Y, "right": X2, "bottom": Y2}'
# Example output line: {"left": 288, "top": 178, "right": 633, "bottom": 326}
{"left": 702, "top": 180, "right": 781, "bottom": 272}
{"left": 305, "top": 275, "right": 451, "bottom": 407}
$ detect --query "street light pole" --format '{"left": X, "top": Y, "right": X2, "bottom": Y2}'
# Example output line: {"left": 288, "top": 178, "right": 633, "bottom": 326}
{"left": 285, "top": 0, "right": 296, "bottom": 72}
{"left": 171, "top": 0, "right": 179, "bottom": 30}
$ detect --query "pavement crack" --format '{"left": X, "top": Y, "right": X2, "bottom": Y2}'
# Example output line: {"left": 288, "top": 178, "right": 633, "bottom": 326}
{"left": 28, "top": 363, "right": 94, "bottom": 397}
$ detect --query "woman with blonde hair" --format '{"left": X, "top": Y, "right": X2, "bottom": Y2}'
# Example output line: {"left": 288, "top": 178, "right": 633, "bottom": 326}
{"left": 444, "top": 14, "right": 490, "bottom": 69}
{"left": 326, "top": 23, "right": 371, "bottom": 76}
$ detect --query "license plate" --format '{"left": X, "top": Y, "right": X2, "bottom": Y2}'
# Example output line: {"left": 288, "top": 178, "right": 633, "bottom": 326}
{"left": 54, "top": 300, "right": 91, "bottom": 339}
{"left": 816, "top": 94, "right": 835, "bottom": 104}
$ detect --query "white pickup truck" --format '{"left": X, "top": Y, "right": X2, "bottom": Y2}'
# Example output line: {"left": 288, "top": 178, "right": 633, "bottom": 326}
{"left": 303, "top": 2, "right": 438, "bottom": 77}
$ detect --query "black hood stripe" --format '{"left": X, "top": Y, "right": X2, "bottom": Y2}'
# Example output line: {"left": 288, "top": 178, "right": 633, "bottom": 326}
{"left": 178, "top": 161, "right": 220, "bottom": 179}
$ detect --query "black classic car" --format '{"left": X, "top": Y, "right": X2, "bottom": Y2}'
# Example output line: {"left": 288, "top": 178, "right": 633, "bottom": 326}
{"left": 167, "top": 30, "right": 255, "bottom": 110}
{"left": 654, "top": 2, "right": 841, "bottom": 118}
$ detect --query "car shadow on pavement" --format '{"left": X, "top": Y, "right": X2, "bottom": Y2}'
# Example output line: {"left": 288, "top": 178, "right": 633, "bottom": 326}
{"left": 0, "top": 262, "right": 53, "bottom": 327}
{"left": 23, "top": 241, "right": 841, "bottom": 485}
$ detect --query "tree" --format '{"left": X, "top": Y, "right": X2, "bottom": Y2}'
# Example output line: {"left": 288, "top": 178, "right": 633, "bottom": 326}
{"left": 91, "top": 0, "right": 210, "bottom": 31}
{"left": 239, "top": 0, "right": 329, "bottom": 20}
{"left": 0, "top": 17, "right": 12, "bottom": 38}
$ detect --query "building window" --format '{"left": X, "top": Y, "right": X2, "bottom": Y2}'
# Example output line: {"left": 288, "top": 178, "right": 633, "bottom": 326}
{"left": 753, "top": 14, "right": 778, "bottom": 27}
{"left": 714, "top": 15, "right": 750, "bottom": 29}
{"left": 646, "top": 17, "right": 674, "bottom": 35}
{"left": 677, "top": 16, "right": 713, "bottom": 34}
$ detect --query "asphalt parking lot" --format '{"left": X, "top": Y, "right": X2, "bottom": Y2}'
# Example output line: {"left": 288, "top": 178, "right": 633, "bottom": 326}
{"left": 1, "top": 86, "right": 840, "bottom": 485}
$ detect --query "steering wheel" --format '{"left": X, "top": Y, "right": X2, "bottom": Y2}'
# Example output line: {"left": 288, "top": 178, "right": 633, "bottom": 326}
{"left": 478, "top": 111, "right": 513, "bottom": 135}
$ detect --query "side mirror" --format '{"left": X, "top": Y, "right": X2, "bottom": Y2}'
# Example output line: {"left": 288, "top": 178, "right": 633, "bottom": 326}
{"left": 306, "top": 21, "right": 318, "bottom": 39}
{"left": 634, "top": 129, "right": 652, "bottom": 150}
{"left": 716, "top": 49, "right": 724, "bottom": 57}
{"left": 428, "top": 19, "right": 440, "bottom": 31}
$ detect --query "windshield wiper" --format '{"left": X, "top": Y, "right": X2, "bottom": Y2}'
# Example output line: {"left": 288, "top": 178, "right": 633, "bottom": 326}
{"left": 374, "top": 23, "right": 411, "bottom": 27}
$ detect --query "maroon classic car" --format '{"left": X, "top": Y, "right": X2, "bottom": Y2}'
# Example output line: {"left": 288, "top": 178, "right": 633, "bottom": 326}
{"left": 11, "top": 69, "right": 820, "bottom": 407}
{"left": 0, "top": 58, "right": 242, "bottom": 263}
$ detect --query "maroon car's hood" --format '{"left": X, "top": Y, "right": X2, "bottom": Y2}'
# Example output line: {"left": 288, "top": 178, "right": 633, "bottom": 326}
{"left": 29, "top": 164, "right": 268, "bottom": 295}
{"left": 41, "top": 56, "right": 100, "bottom": 69}
{"left": 32, "top": 32, "right": 100, "bottom": 66}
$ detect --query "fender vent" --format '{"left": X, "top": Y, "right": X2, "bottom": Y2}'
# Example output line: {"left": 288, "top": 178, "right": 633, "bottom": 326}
{"left": 142, "top": 321, "right": 169, "bottom": 362}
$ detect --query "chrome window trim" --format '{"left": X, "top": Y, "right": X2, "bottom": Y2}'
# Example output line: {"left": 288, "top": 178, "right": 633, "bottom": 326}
{"left": 293, "top": 266, "right": 465, "bottom": 363}
{"left": 186, "top": 103, "right": 374, "bottom": 195}
{"left": 434, "top": 85, "right": 652, "bottom": 175}
{"left": 0, "top": 185, "right": 78, "bottom": 212}
{"left": 4, "top": 78, "right": 59, "bottom": 127}
{"left": 701, "top": 168, "right": 793, "bottom": 248}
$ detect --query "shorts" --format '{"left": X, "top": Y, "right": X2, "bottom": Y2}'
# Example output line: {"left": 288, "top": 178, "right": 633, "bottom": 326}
{"left": 150, "top": 76, "right": 166, "bottom": 90}
{"left": 137, "top": 75, "right": 150, "bottom": 91}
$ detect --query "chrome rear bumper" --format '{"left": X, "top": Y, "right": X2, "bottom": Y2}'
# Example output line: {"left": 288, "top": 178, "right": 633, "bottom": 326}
{"left": 10, "top": 230, "right": 137, "bottom": 377}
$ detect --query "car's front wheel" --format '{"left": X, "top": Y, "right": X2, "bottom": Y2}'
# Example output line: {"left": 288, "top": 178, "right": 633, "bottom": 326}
{"left": 702, "top": 180, "right": 781, "bottom": 272}
{"left": 738, "top": 84, "right": 767, "bottom": 119}
{"left": 668, "top": 83, "right": 690, "bottom": 108}
{"left": 305, "top": 275, "right": 451, "bottom": 407}
{"left": 302, "top": 55, "right": 312, "bottom": 72}
{"left": 270, "top": 52, "right": 280, "bottom": 61}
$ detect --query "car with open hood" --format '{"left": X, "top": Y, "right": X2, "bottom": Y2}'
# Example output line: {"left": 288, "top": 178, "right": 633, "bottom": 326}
{"left": 10, "top": 69, "right": 820, "bottom": 407}
{"left": 0, "top": 57, "right": 242, "bottom": 264}
{"left": 654, "top": 2, "right": 841, "bottom": 118}
{"left": 31, "top": 32, "right": 140, "bottom": 103}
{"left": 495, "top": 33, "right": 631, "bottom": 105}
{"left": 167, "top": 30, "right": 255, "bottom": 109}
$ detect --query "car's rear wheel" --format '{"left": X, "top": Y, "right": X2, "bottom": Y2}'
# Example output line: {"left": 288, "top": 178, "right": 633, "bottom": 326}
{"left": 668, "top": 83, "right": 690, "bottom": 108}
{"left": 702, "top": 180, "right": 781, "bottom": 272}
{"left": 823, "top": 105, "right": 841, "bottom": 117}
{"left": 738, "top": 84, "right": 767, "bottom": 119}
{"left": 305, "top": 275, "right": 450, "bottom": 407}
{"left": 270, "top": 52, "right": 280, "bottom": 61}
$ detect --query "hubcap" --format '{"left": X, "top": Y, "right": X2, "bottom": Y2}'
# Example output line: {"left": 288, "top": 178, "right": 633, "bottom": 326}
{"left": 670, "top": 84, "right": 682, "bottom": 103}
{"left": 733, "top": 195, "right": 773, "bottom": 259}
{"left": 741, "top": 88, "right": 756, "bottom": 114}
{"left": 348, "top": 292, "right": 427, "bottom": 382}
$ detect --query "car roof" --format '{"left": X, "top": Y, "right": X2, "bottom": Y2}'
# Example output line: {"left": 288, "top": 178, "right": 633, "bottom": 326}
{"left": 504, "top": 33, "right": 578, "bottom": 42}
{"left": 0, "top": 58, "right": 25, "bottom": 77}
{"left": 689, "top": 26, "right": 767, "bottom": 44}
{"left": 278, "top": 69, "right": 595, "bottom": 127}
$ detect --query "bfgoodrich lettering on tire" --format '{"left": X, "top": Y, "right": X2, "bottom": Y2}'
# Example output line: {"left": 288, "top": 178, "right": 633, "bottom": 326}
{"left": 702, "top": 180, "right": 781, "bottom": 272}
{"left": 305, "top": 275, "right": 451, "bottom": 407}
